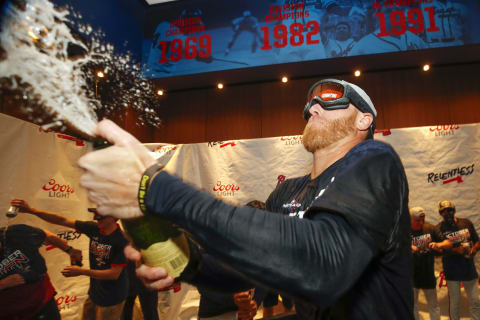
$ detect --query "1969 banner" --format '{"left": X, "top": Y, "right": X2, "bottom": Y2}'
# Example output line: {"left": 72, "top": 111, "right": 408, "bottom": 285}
{"left": 142, "top": 0, "right": 480, "bottom": 78}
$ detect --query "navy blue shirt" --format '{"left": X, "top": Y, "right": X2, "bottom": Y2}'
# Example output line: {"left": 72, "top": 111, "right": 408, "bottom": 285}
{"left": 75, "top": 221, "right": 129, "bottom": 306}
{"left": 0, "top": 224, "right": 46, "bottom": 283}
{"left": 411, "top": 224, "right": 437, "bottom": 289}
{"left": 146, "top": 140, "right": 413, "bottom": 320}
{"left": 434, "top": 218, "right": 479, "bottom": 281}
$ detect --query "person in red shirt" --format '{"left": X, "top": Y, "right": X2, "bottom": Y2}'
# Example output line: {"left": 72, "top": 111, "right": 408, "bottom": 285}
{"left": 0, "top": 223, "right": 82, "bottom": 320}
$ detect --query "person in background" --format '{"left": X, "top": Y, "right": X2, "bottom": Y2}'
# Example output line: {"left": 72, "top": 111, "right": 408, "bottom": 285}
{"left": 0, "top": 222, "right": 82, "bottom": 320}
{"left": 433, "top": 200, "right": 480, "bottom": 320}
{"left": 233, "top": 289, "right": 257, "bottom": 320}
{"left": 121, "top": 261, "right": 159, "bottom": 320}
{"left": 410, "top": 206, "right": 450, "bottom": 320}
{"left": 10, "top": 198, "right": 129, "bottom": 320}
{"left": 77, "top": 78, "right": 412, "bottom": 320}
{"left": 197, "top": 201, "right": 264, "bottom": 320}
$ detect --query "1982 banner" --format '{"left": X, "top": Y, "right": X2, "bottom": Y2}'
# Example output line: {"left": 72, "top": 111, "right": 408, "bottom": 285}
{"left": 142, "top": 0, "right": 480, "bottom": 78}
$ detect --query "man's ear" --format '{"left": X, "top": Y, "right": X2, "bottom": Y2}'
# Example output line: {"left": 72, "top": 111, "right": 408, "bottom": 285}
{"left": 357, "top": 112, "right": 373, "bottom": 131}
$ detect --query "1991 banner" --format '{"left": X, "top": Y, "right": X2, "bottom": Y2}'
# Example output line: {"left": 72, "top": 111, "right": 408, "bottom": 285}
{"left": 142, "top": 0, "right": 480, "bottom": 78}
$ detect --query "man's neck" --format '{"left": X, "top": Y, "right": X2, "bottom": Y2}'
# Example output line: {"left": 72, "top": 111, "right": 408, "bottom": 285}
{"left": 311, "top": 135, "right": 365, "bottom": 179}
{"left": 100, "top": 223, "right": 118, "bottom": 235}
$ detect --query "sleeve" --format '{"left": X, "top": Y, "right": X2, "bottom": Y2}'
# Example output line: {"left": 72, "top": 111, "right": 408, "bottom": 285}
{"left": 74, "top": 221, "right": 99, "bottom": 238}
{"left": 191, "top": 253, "right": 255, "bottom": 293}
{"left": 468, "top": 220, "right": 480, "bottom": 243}
{"left": 146, "top": 172, "right": 379, "bottom": 306}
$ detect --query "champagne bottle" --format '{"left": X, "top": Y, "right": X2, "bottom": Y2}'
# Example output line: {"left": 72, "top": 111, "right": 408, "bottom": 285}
{"left": 91, "top": 136, "right": 200, "bottom": 280}
{"left": 122, "top": 216, "right": 198, "bottom": 279}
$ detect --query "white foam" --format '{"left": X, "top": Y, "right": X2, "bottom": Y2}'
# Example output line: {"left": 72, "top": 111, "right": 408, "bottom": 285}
{"left": 0, "top": 0, "right": 99, "bottom": 136}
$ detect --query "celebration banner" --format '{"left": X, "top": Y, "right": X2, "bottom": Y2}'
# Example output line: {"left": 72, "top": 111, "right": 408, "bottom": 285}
{"left": 142, "top": 0, "right": 480, "bottom": 78}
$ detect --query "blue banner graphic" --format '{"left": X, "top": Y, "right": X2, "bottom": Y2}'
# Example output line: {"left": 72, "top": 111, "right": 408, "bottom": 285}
{"left": 142, "top": 0, "right": 480, "bottom": 78}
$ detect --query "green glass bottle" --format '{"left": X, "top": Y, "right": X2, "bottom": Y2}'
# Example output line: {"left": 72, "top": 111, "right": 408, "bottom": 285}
{"left": 122, "top": 216, "right": 195, "bottom": 279}
{"left": 91, "top": 136, "right": 199, "bottom": 280}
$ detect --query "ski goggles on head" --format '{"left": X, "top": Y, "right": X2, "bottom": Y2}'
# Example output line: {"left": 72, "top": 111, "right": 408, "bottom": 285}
{"left": 303, "top": 79, "right": 377, "bottom": 126}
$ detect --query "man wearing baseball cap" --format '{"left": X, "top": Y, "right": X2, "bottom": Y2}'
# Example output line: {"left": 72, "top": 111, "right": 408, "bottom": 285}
{"left": 410, "top": 206, "right": 450, "bottom": 320}
{"left": 10, "top": 199, "right": 129, "bottom": 320}
{"left": 79, "top": 78, "right": 412, "bottom": 319}
{"left": 434, "top": 200, "right": 480, "bottom": 320}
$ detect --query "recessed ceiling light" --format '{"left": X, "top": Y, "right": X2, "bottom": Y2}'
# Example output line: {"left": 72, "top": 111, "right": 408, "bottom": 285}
{"left": 354, "top": 70, "right": 361, "bottom": 77}
{"left": 217, "top": 83, "right": 224, "bottom": 89}
{"left": 281, "top": 76, "right": 288, "bottom": 83}
{"left": 423, "top": 64, "right": 430, "bottom": 71}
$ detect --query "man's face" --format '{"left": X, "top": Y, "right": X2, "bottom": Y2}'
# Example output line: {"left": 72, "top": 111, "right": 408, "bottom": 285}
{"left": 335, "top": 23, "right": 351, "bottom": 41}
{"left": 411, "top": 216, "right": 425, "bottom": 230}
{"left": 440, "top": 208, "right": 455, "bottom": 223}
{"left": 302, "top": 103, "right": 358, "bottom": 153}
{"left": 96, "top": 216, "right": 117, "bottom": 229}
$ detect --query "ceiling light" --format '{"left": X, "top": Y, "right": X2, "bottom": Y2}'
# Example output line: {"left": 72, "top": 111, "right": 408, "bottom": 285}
{"left": 354, "top": 70, "right": 361, "bottom": 77}
{"left": 423, "top": 64, "right": 430, "bottom": 71}
{"left": 281, "top": 76, "right": 288, "bottom": 83}
{"left": 217, "top": 83, "right": 224, "bottom": 89}
{"left": 157, "top": 89, "right": 164, "bottom": 96}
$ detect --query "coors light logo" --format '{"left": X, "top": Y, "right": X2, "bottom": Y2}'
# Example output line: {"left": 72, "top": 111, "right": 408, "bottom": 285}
{"left": 280, "top": 136, "right": 302, "bottom": 146}
{"left": 42, "top": 178, "right": 75, "bottom": 199}
{"left": 429, "top": 124, "right": 460, "bottom": 137}
{"left": 213, "top": 181, "right": 240, "bottom": 197}
{"left": 56, "top": 294, "right": 78, "bottom": 311}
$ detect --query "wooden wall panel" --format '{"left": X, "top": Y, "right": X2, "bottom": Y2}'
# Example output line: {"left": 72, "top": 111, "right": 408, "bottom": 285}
{"left": 260, "top": 79, "right": 311, "bottom": 138}
{"left": 148, "top": 63, "right": 480, "bottom": 144}
{"left": 153, "top": 89, "right": 208, "bottom": 144}
{"left": 2, "top": 62, "right": 480, "bottom": 144}
{"left": 124, "top": 107, "right": 154, "bottom": 143}
{"left": 204, "top": 83, "right": 263, "bottom": 142}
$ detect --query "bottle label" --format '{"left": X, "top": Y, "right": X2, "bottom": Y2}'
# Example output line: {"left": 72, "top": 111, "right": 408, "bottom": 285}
{"left": 141, "top": 234, "right": 190, "bottom": 278}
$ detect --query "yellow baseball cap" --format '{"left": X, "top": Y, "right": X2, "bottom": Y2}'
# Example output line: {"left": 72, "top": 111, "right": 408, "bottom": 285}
{"left": 439, "top": 200, "right": 455, "bottom": 211}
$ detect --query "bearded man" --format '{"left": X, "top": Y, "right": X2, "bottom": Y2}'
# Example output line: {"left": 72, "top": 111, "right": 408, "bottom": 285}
{"left": 78, "top": 79, "right": 413, "bottom": 320}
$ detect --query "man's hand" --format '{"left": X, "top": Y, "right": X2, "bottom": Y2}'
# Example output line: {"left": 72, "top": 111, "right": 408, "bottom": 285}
{"left": 69, "top": 248, "right": 83, "bottom": 266}
{"left": 78, "top": 120, "right": 157, "bottom": 219}
{"left": 10, "top": 199, "right": 34, "bottom": 214}
{"left": 428, "top": 242, "right": 441, "bottom": 252}
{"left": 124, "top": 245, "right": 174, "bottom": 290}
{"left": 411, "top": 245, "right": 420, "bottom": 253}
{"left": 61, "top": 266, "right": 85, "bottom": 277}
{"left": 234, "top": 290, "right": 257, "bottom": 320}
{"left": 0, "top": 274, "right": 25, "bottom": 290}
